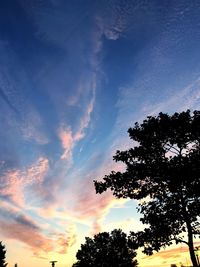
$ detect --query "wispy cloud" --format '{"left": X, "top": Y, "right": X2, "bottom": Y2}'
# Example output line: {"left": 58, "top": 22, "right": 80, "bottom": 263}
{"left": 55, "top": 224, "right": 77, "bottom": 254}
{"left": 113, "top": 76, "right": 200, "bottom": 145}
{"left": 139, "top": 77, "right": 200, "bottom": 117}
{"left": 96, "top": 0, "right": 144, "bottom": 41}
{"left": 0, "top": 206, "right": 53, "bottom": 256}
{"left": 0, "top": 203, "right": 77, "bottom": 258}
{"left": 0, "top": 86, "right": 19, "bottom": 115}
{"left": 58, "top": 84, "right": 95, "bottom": 162}
{"left": 58, "top": 127, "right": 74, "bottom": 161}
{"left": 0, "top": 42, "right": 49, "bottom": 146}
{"left": 0, "top": 157, "right": 49, "bottom": 207}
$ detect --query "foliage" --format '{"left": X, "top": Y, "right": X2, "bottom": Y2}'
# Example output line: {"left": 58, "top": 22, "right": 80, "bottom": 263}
{"left": 0, "top": 242, "right": 7, "bottom": 267}
{"left": 72, "top": 229, "right": 138, "bottom": 267}
{"left": 94, "top": 110, "right": 200, "bottom": 267}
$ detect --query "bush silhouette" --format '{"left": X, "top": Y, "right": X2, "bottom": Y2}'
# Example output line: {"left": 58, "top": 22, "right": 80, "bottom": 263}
{"left": 72, "top": 229, "right": 138, "bottom": 267}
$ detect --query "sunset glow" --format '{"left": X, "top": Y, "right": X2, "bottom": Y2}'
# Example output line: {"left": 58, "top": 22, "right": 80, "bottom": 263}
{"left": 0, "top": 1, "right": 200, "bottom": 267}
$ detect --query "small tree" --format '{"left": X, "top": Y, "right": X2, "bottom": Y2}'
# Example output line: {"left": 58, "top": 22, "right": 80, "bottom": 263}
{"left": 72, "top": 229, "right": 138, "bottom": 267}
{"left": 0, "top": 242, "right": 7, "bottom": 267}
{"left": 94, "top": 110, "right": 200, "bottom": 267}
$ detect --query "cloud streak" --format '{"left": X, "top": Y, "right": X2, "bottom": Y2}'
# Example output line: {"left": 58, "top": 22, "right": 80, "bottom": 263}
{"left": 0, "top": 86, "right": 19, "bottom": 115}
{"left": 0, "top": 204, "right": 77, "bottom": 258}
{"left": 58, "top": 83, "right": 95, "bottom": 162}
{"left": 0, "top": 157, "right": 49, "bottom": 207}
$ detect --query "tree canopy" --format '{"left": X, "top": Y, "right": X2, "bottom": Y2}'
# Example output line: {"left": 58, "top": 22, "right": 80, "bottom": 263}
{"left": 94, "top": 110, "right": 200, "bottom": 267}
{"left": 72, "top": 229, "right": 138, "bottom": 267}
{"left": 0, "top": 242, "right": 7, "bottom": 267}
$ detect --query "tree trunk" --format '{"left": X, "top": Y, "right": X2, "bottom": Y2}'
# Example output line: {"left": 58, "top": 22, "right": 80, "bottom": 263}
{"left": 179, "top": 190, "right": 198, "bottom": 267}
{"left": 186, "top": 220, "right": 198, "bottom": 267}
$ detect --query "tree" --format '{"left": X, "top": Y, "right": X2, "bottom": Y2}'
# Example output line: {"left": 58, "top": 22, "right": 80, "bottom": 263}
{"left": 94, "top": 110, "right": 200, "bottom": 267}
{"left": 0, "top": 242, "right": 7, "bottom": 267}
{"left": 72, "top": 229, "right": 138, "bottom": 267}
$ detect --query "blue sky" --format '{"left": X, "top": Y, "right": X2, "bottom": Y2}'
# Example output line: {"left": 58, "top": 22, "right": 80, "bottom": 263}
{"left": 0, "top": 1, "right": 200, "bottom": 266}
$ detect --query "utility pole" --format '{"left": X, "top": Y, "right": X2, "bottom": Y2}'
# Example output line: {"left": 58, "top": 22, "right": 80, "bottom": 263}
{"left": 50, "top": 260, "right": 57, "bottom": 267}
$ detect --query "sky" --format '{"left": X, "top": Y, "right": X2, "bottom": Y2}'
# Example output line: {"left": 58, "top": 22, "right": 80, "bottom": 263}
{"left": 0, "top": 1, "right": 200, "bottom": 267}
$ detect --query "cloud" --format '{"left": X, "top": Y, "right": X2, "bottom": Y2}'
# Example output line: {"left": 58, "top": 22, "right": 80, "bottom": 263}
{"left": 73, "top": 190, "right": 128, "bottom": 235}
{"left": 74, "top": 83, "right": 96, "bottom": 141}
{"left": 113, "top": 76, "right": 200, "bottom": 144}
{"left": 0, "top": 86, "right": 19, "bottom": 115}
{"left": 60, "top": 77, "right": 200, "bottom": 237}
{"left": 66, "top": 83, "right": 84, "bottom": 107}
{"left": 0, "top": 204, "right": 77, "bottom": 258}
{"left": 102, "top": 217, "right": 144, "bottom": 234}
{"left": 55, "top": 224, "right": 77, "bottom": 254}
{"left": 66, "top": 163, "right": 129, "bottom": 234}
{"left": 139, "top": 77, "right": 200, "bottom": 117}
{"left": 21, "top": 110, "right": 49, "bottom": 145}
{"left": 58, "top": 85, "right": 95, "bottom": 162}
{"left": 30, "top": 153, "right": 128, "bottom": 237}
{"left": 21, "top": 85, "right": 96, "bottom": 210}
{"left": 139, "top": 244, "right": 199, "bottom": 267}
{"left": 40, "top": 144, "right": 126, "bottom": 234}
{"left": 0, "top": 157, "right": 49, "bottom": 207}
{"left": 58, "top": 127, "right": 74, "bottom": 161}
{"left": 139, "top": 242, "right": 199, "bottom": 267}
{"left": 0, "top": 206, "right": 53, "bottom": 255}
{"left": 0, "top": 218, "right": 52, "bottom": 257}
{"left": 0, "top": 42, "right": 49, "bottom": 145}
{"left": 96, "top": 0, "right": 146, "bottom": 41}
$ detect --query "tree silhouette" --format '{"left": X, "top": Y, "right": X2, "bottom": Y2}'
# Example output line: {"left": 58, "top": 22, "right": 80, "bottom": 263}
{"left": 94, "top": 110, "right": 200, "bottom": 267}
{"left": 72, "top": 229, "right": 138, "bottom": 267}
{"left": 0, "top": 242, "right": 7, "bottom": 267}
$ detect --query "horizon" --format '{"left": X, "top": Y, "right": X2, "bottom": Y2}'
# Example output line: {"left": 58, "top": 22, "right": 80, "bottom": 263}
{"left": 0, "top": 1, "right": 200, "bottom": 267}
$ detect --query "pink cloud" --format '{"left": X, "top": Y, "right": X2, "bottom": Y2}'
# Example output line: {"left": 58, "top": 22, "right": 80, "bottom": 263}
{"left": 69, "top": 175, "right": 127, "bottom": 234}
{"left": 0, "top": 206, "right": 77, "bottom": 258}
{"left": 26, "top": 157, "right": 49, "bottom": 184}
{"left": 58, "top": 87, "right": 95, "bottom": 161}
{"left": 38, "top": 150, "right": 127, "bottom": 233}
{"left": 0, "top": 157, "right": 49, "bottom": 207}
{"left": 55, "top": 226, "right": 77, "bottom": 254}
{"left": 58, "top": 127, "right": 74, "bottom": 161}
{"left": 0, "top": 207, "right": 53, "bottom": 256}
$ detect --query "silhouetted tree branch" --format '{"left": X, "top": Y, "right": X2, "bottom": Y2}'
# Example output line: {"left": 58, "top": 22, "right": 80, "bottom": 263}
{"left": 0, "top": 242, "right": 7, "bottom": 267}
{"left": 94, "top": 110, "right": 200, "bottom": 267}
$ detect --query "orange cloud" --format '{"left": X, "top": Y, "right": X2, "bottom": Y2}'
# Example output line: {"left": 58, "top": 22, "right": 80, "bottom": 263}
{"left": 55, "top": 225, "right": 77, "bottom": 254}
{"left": 139, "top": 243, "right": 200, "bottom": 267}
{"left": 0, "top": 205, "right": 77, "bottom": 259}
{"left": 0, "top": 217, "right": 53, "bottom": 256}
